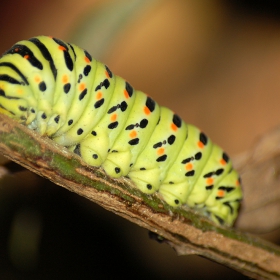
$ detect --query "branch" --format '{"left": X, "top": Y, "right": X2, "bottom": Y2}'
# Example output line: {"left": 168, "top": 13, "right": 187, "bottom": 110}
{"left": 0, "top": 114, "right": 279, "bottom": 280}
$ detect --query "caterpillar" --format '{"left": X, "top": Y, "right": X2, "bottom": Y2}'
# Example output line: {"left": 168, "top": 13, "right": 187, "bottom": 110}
{"left": 0, "top": 36, "right": 242, "bottom": 226}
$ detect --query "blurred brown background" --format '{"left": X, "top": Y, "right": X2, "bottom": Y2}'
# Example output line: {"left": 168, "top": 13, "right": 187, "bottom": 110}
{"left": 1, "top": 0, "right": 280, "bottom": 279}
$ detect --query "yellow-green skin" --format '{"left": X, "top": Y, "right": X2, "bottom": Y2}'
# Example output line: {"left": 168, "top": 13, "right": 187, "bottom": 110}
{"left": 0, "top": 36, "right": 242, "bottom": 226}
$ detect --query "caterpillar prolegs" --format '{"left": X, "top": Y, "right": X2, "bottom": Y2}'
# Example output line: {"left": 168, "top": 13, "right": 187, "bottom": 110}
{"left": 0, "top": 36, "right": 242, "bottom": 226}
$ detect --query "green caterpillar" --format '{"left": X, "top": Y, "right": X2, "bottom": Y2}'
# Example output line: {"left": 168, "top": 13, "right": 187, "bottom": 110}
{"left": 0, "top": 36, "right": 242, "bottom": 226}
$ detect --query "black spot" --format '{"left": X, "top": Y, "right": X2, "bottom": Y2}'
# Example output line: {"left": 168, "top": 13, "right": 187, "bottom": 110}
{"left": 115, "top": 167, "right": 121, "bottom": 174}
{"left": 39, "top": 81, "right": 46, "bottom": 91}
{"left": 78, "top": 74, "right": 83, "bottom": 83}
{"left": 200, "top": 132, "right": 208, "bottom": 145}
{"left": 153, "top": 142, "right": 162, "bottom": 149}
{"left": 83, "top": 65, "right": 91, "bottom": 76}
{"left": 128, "top": 138, "right": 139, "bottom": 145}
{"left": 64, "top": 83, "right": 71, "bottom": 93}
{"left": 125, "top": 124, "right": 134, "bottom": 130}
{"left": 125, "top": 82, "right": 133, "bottom": 97}
{"left": 79, "top": 89, "right": 87, "bottom": 100}
{"left": 68, "top": 119, "right": 73, "bottom": 125}
{"left": 167, "top": 135, "right": 176, "bottom": 145}
{"left": 185, "top": 170, "right": 195, "bottom": 177}
{"left": 140, "top": 119, "right": 148, "bottom": 128}
{"left": 108, "top": 122, "right": 118, "bottom": 129}
{"left": 77, "top": 128, "right": 83, "bottom": 135}
{"left": 19, "top": 106, "right": 27, "bottom": 111}
{"left": 52, "top": 39, "right": 74, "bottom": 71}
{"left": 0, "top": 89, "right": 5, "bottom": 97}
{"left": 206, "top": 185, "right": 214, "bottom": 190}
{"left": 41, "top": 113, "right": 47, "bottom": 119}
{"left": 169, "top": 181, "right": 174, "bottom": 184}
{"left": 130, "top": 163, "right": 133, "bottom": 167}
{"left": 218, "top": 186, "right": 235, "bottom": 193}
{"left": 92, "top": 154, "right": 98, "bottom": 159}
{"left": 120, "top": 101, "right": 128, "bottom": 112}
{"left": 102, "top": 79, "right": 110, "bottom": 89}
{"left": 95, "top": 79, "right": 110, "bottom": 91}
{"left": 73, "top": 144, "right": 81, "bottom": 156}
{"left": 54, "top": 115, "right": 60, "bottom": 123}
{"left": 107, "top": 105, "right": 117, "bottom": 114}
{"left": 203, "top": 172, "right": 214, "bottom": 178}
{"left": 63, "top": 50, "right": 73, "bottom": 71}
{"left": 91, "top": 131, "right": 97, "bottom": 136}
{"left": 84, "top": 50, "right": 92, "bottom": 62}
{"left": 195, "top": 152, "right": 202, "bottom": 160}
{"left": 172, "top": 114, "right": 182, "bottom": 128}
{"left": 174, "top": 199, "right": 180, "bottom": 205}
{"left": 147, "top": 184, "right": 152, "bottom": 190}
{"left": 105, "top": 65, "right": 113, "bottom": 78}
{"left": 222, "top": 152, "right": 230, "bottom": 163}
{"left": 181, "top": 158, "right": 191, "bottom": 164}
{"left": 216, "top": 168, "right": 224, "bottom": 176}
{"left": 140, "top": 167, "right": 146, "bottom": 170}
{"left": 31, "top": 108, "right": 35, "bottom": 113}
{"left": 146, "top": 97, "right": 156, "bottom": 112}
{"left": 157, "top": 155, "right": 167, "bottom": 162}
{"left": 94, "top": 98, "right": 104, "bottom": 109}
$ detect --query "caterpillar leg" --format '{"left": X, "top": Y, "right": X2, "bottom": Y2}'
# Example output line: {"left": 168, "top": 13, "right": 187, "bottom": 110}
{"left": 69, "top": 131, "right": 109, "bottom": 167}
{"left": 128, "top": 168, "right": 161, "bottom": 194}
{"left": 102, "top": 150, "right": 132, "bottom": 178}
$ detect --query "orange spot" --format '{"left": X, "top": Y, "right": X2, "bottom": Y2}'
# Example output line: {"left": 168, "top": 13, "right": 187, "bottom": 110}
{"left": 17, "top": 89, "right": 23, "bottom": 95}
{"left": 220, "top": 159, "right": 226, "bottom": 166}
{"left": 217, "top": 190, "right": 225, "bottom": 197}
{"left": 14, "top": 48, "right": 19, "bottom": 52}
{"left": 34, "top": 76, "right": 40, "bottom": 83}
{"left": 197, "top": 141, "right": 204, "bottom": 149}
{"left": 24, "top": 55, "right": 29, "bottom": 59}
{"left": 171, "top": 123, "right": 177, "bottom": 131}
{"left": 144, "top": 106, "right": 150, "bottom": 115}
{"left": 124, "top": 90, "right": 129, "bottom": 99}
{"left": 185, "top": 163, "right": 193, "bottom": 170}
{"left": 206, "top": 178, "right": 214, "bottom": 185}
{"left": 79, "top": 83, "right": 86, "bottom": 91}
{"left": 59, "top": 45, "right": 66, "bottom": 51}
{"left": 236, "top": 180, "right": 240, "bottom": 186}
{"left": 84, "top": 56, "right": 90, "bottom": 63}
{"left": 129, "top": 130, "right": 137, "bottom": 138}
{"left": 96, "top": 91, "right": 102, "bottom": 100}
{"left": 105, "top": 71, "right": 110, "bottom": 78}
{"left": 110, "top": 113, "right": 117, "bottom": 122}
{"left": 157, "top": 147, "right": 165, "bottom": 155}
{"left": 62, "top": 75, "right": 68, "bottom": 84}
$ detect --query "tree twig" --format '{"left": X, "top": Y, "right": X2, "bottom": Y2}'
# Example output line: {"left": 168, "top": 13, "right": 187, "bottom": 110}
{"left": 0, "top": 114, "right": 279, "bottom": 280}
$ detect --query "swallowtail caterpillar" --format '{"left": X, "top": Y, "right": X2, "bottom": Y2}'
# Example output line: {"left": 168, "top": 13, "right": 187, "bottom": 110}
{"left": 0, "top": 36, "right": 242, "bottom": 226}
